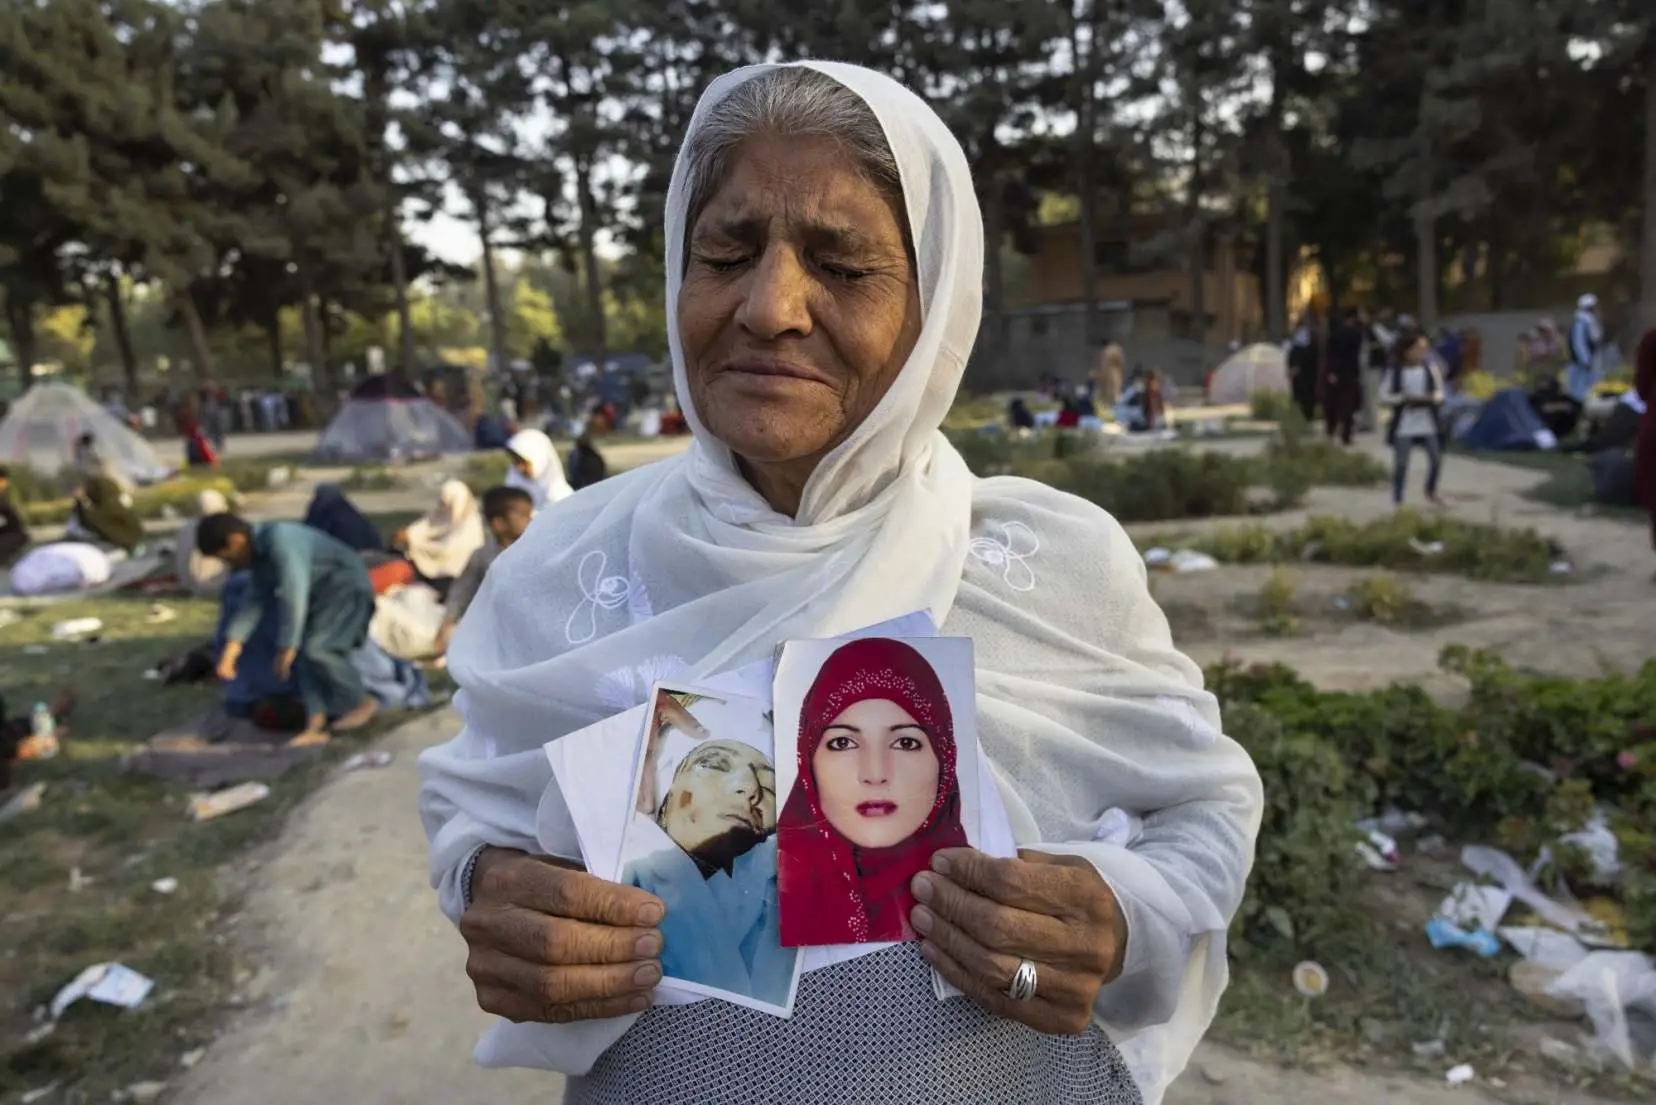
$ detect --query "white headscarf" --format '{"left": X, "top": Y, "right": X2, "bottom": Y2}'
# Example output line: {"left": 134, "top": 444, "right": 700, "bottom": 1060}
{"left": 504, "top": 428, "right": 573, "bottom": 507}
{"left": 422, "top": 60, "right": 1258, "bottom": 1105}
{"left": 173, "top": 488, "right": 231, "bottom": 598}
{"left": 403, "top": 479, "right": 484, "bottom": 579}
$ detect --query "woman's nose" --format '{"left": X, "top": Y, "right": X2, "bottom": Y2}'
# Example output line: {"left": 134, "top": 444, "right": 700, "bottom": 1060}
{"left": 735, "top": 245, "right": 813, "bottom": 340}
{"left": 858, "top": 743, "right": 889, "bottom": 785}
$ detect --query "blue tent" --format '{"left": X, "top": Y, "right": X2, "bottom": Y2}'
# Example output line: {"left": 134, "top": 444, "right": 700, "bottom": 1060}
{"left": 1459, "top": 388, "right": 1556, "bottom": 452}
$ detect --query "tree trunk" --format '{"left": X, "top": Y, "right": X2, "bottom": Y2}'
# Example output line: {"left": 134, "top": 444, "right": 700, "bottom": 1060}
{"left": 5, "top": 297, "right": 36, "bottom": 386}
{"left": 982, "top": 168, "right": 1007, "bottom": 370}
{"left": 178, "top": 287, "right": 216, "bottom": 380}
{"left": 574, "top": 154, "right": 609, "bottom": 375}
{"left": 1188, "top": 113, "right": 1208, "bottom": 345}
{"left": 1415, "top": 209, "right": 1439, "bottom": 331}
{"left": 474, "top": 189, "right": 512, "bottom": 381}
{"left": 1264, "top": 55, "right": 1289, "bottom": 340}
{"left": 1075, "top": 9, "right": 1101, "bottom": 350}
{"left": 389, "top": 220, "right": 416, "bottom": 373}
{"left": 299, "top": 270, "right": 326, "bottom": 384}
{"left": 266, "top": 315, "right": 284, "bottom": 379}
{"left": 104, "top": 274, "right": 139, "bottom": 394}
{"left": 1640, "top": 33, "right": 1656, "bottom": 336}
{"left": 366, "top": 63, "right": 417, "bottom": 374}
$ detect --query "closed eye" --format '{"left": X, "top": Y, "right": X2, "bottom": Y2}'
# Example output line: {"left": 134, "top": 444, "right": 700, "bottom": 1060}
{"left": 817, "top": 259, "right": 871, "bottom": 282}
{"left": 692, "top": 252, "right": 750, "bottom": 273}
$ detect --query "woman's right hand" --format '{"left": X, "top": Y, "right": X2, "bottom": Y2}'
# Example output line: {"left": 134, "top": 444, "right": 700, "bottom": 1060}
{"left": 460, "top": 847, "right": 666, "bottom": 1024}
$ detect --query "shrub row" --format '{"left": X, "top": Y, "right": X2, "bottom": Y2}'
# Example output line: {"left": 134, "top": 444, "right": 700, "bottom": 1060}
{"left": 1172, "top": 509, "right": 1565, "bottom": 584}
{"left": 14, "top": 459, "right": 282, "bottom": 526}
{"left": 950, "top": 429, "right": 1386, "bottom": 524}
{"left": 1217, "top": 649, "right": 1656, "bottom": 955}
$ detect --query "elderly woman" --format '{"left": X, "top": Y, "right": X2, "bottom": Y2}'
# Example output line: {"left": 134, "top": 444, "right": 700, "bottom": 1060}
{"left": 419, "top": 61, "right": 1260, "bottom": 1105}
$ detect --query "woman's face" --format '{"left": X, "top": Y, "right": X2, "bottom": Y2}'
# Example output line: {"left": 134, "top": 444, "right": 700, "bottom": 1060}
{"left": 508, "top": 451, "right": 533, "bottom": 477}
{"left": 660, "top": 740, "right": 778, "bottom": 854}
{"left": 678, "top": 132, "right": 921, "bottom": 469}
{"left": 1404, "top": 338, "right": 1428, "bottom": 365}
{"left": 812, "top": 697, "right": 939, "bottom": 850}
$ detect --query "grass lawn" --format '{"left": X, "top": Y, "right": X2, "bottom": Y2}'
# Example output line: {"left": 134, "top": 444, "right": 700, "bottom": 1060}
{"left": 1460, "top": 448, "right": 1646, "bottom": 517}
{"left": 0, "top": 594, "right": 449, "bottom": 1102}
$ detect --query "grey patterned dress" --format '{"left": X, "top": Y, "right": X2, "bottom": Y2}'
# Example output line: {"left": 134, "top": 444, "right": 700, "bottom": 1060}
{"left": 565, "top": 943, "right": 1144, "bottom": 1105}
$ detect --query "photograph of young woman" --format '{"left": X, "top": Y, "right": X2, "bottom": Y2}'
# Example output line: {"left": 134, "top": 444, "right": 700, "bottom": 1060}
{"left": 775, "top": 637, "right": 974, "bottom": 947}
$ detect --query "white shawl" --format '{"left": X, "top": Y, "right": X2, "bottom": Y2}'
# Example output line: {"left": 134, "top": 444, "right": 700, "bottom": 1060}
{"left": 419, "top": 60, "right": 1260, "bottom": 1105}
{"left": 403, "top": 479, "right": 485, "bottom": 579}
{"left": 504, "top": 428, "right": 574, "bottom": 507}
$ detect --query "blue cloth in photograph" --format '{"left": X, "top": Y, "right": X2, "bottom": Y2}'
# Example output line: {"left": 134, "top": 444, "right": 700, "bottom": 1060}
{"left": 622, "top": 826, "right": 793, "bottom": 1009}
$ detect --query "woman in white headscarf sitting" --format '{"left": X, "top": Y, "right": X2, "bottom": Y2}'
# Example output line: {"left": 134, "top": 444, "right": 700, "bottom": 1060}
{"left": 172, "top": 489, "right": 233, "bottom": 598}
{"left": 392, "top": 479, "right": 485, "bottom": 592}
{"left": 503, "top": 427, "right": 574, "bottom": 509}
{"left": 419, "top": 62, "right": 1261, "bottom": 1105}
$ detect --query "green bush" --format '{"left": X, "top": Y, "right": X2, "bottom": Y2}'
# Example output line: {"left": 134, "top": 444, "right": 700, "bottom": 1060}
{"left": 1248, "top": 390, "right": 1296, "bottom": 423}
{"left": 1256, "top": 569, "right": 1299, "bottom": 636}
{"left": 1214, "top": 652, "right": 1656, "bottom": 953}
{"left": 1225, "top": 702, "right": 1367, "bottom": 953}
{"left": 1345, "top": 574, "right": 1416, "bottom": 624}
{"left": 341, "top": 465, "right": 400, "bottom": 491}
{"left": 1189, "top": 510, "right": 1563, "bottom": 583}
{"left": 464, "top": 452, "right": 513, "bottom": 495}
{"left": 18, "top": 475, "right": 241, "bottom": 526}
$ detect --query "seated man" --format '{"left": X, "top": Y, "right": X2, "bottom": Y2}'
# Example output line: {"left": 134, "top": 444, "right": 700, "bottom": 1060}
{"left": 197, "top": 514, "right": 378, "bottom": 747}
{"left": 433, "top": 486, "right": 535, "bottom": 656}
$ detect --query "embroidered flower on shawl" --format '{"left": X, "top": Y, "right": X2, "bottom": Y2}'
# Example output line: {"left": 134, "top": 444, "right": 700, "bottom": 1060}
{"left": 626, "top": 568, "right": 656, "bottom": 625}
{"left": 596, "top": 654, "right": 690, "bottom": 712}
{"left": 565, "top": 550, "right": 633, "bottom": 645}
{"left": 968, "top": 520, "right": 1039, "bottom": 592}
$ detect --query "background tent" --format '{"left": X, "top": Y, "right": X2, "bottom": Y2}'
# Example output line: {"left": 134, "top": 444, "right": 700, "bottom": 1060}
{"left": 314, "top": 376, "right": 473, "bottom": 462}
{"left": 1459, "top": 388, "right": 1557, "bottom": 451}
{"left": 0, "top": 382, "right": 174, "bottom": 483}
{"left": 1207, "top": 344, "right": 1290, "bottom": 406}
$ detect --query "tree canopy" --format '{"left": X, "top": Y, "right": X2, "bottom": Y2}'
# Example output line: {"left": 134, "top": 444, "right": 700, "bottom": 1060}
{"left": 0, "top": 0, "right": 1650, "bottom": 390}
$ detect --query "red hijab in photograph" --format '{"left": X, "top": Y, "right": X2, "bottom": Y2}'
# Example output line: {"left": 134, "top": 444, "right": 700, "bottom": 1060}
{"left": 777, "top": 637, "right": 969, "bottom": 946}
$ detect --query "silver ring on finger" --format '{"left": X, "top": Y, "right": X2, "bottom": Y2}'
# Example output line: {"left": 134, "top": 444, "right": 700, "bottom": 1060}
{"left": 1005, "top": 958, "right": 1038, "bottom": 1002}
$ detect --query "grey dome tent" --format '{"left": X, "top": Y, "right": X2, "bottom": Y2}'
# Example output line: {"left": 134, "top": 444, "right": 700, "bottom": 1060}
{"left": 0, "top": 381, "right": 174, "bottom": 483}
{"left": 314, "top": 374, "right": 473, "bottom": 462}
{"left": 1207, "top": 343, "right": 1290, "bottom": 406}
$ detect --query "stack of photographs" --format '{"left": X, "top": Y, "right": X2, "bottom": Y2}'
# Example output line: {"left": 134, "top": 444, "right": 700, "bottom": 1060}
{"left": 601, "top": 636, "right": 980, "bottom": 1018}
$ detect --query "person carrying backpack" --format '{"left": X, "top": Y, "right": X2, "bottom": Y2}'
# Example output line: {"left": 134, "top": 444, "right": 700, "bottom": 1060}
{"left": 1380, "top": 328, "right": 1447, "bottom": 506}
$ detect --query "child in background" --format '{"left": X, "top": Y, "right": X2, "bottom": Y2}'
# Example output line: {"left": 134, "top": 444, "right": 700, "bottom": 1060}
{"left": 433, "top": 486, "right": 536, "bottom": 656}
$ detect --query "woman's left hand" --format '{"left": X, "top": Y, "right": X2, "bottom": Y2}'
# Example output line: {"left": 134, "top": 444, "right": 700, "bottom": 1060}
{"left": 911, "top": 848, "right": 1127, "bottom": 1036}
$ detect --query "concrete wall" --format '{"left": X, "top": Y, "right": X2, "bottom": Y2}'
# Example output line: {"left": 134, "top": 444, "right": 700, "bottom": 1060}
{"left": 1440, "top": 306, "right": 1630, "bottom": 380}
{"left": 964, "top": 301, "right": 1215, "bottom": 393}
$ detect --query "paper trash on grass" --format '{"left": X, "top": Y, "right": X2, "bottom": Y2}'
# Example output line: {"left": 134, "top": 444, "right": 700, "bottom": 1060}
{"left": 1425, "top": 917, "right": 1502, "bottom": 958}
{"left": 1445, "top": 1064, "right": 1475, "bottom": 1086}
{"left": 187, "top": 782, "right": 270, "bottom": 821}
{"left": 1461, "top": 845, "right": 1612, "bottom": 944}
{"left": 49, "top": 962, "right": 154, "bottom": 1019}
{"left": 1438, "top": 884, "right": 1512, "bottom": 933}
{"left": 343, "top": 751, "right": 394, "bottom": 772}
{"left": 50, "top": 617, "right": 103, "bottom": 640}
{"left": 0, "top": 781, "right": 47, "bottom": 825}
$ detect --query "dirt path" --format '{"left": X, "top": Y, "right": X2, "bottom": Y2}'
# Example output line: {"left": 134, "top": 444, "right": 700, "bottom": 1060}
{"left": 1140, "top": 441, "right": 1653, "bottom": 691}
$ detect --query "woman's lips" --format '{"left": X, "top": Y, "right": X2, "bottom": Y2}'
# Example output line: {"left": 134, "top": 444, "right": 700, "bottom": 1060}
{"left": 856, "top": 801, "right": 898, "bottom": 817}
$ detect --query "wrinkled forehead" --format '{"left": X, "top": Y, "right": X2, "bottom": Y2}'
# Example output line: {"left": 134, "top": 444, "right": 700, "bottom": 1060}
{"left": 675, "top": 62, "right": 951, "bottom": 308}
